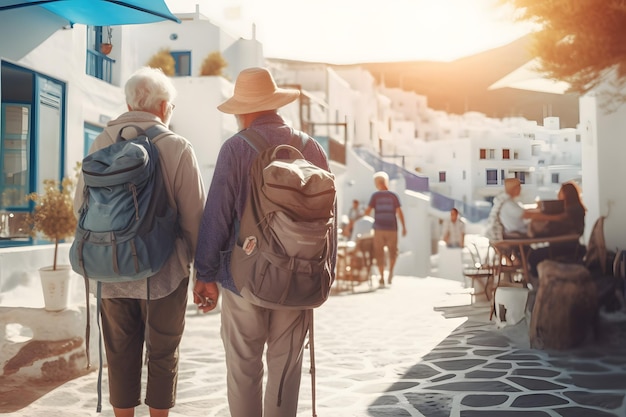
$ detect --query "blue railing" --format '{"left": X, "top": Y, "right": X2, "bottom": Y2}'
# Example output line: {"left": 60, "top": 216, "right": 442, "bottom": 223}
{"left": 353, "top": 147, "right": 429, "bottom": 192}
{"left": 353, "top": 147, "right": 491, "bottom": 223}
{"left": 86, "top": 49, "right": 115, "bottom": 83}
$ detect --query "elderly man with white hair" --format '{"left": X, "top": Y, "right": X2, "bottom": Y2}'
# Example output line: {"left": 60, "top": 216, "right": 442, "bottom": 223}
{"left": 193, "top": 67, "right": 337, "bottom": 417}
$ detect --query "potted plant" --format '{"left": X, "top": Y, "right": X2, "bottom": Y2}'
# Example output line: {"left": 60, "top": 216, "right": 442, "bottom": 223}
{"left": 147, "top": 49, "right": 175, "bottom": 76}
{"left": 100, "top": 26, "right": 113, "bottom": 55}
{"left": 200, "top": 51, "right": 228, "bottom": 77}
{"left": 23, "top": 165, "right": 79, "bottom": 311}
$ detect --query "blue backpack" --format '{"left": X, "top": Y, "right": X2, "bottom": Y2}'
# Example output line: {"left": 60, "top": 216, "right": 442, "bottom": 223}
{"left": 70, "top": 124, "right": 177, "bottom": 282}
{"left": 70, "top": 124, "right": 177, "bottom": 412}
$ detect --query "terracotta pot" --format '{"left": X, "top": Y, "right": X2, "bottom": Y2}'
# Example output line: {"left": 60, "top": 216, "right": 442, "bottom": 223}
{"left": 39, "top": 265, "right": 72, "bottom": 312}
{"left": 100, "top": 43, "right": 112, "bottom": 55}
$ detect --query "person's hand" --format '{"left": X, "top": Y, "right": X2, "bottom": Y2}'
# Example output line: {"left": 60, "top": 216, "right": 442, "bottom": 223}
{"left": 193, "top": 280, "right": 219, "bottom": 313}
{"left": 402, "top": 226, "right": 407, "bottom": 237}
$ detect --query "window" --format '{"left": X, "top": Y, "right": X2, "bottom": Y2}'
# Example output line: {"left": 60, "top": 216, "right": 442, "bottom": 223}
{"left": 552, "top": 173, "right": 560, "bottom": 184}
{"left": 86, "top": 26, "right": 115, "bottom": 83}
{"left": 171, "top": 51, "right": 191, "bottom": 76}
{"left": 439, "top": 171, "right": 446, "bottom": 182}
{"left": 516, "top": 172, "right": 526, "bottom": 184}
{"left": 502, "top": 149, "right": 510, "bottom": 159}
{"left": 84, "top": 123, "right": 103, "bottom": 156}
{"left": 486, "top": 169, "right": 498, "bottom": 185}
{"left": 531, "top": 144, "right": 541, "bottom": 156}
{"left": 462, "top": 170, "right": 466, "bottom": 180}
{"left": 1, "top": 61, "right": 66, "bottom": 246}
{"left": 480, "top": 148, "right": 495, "bottom": 159}
{"left": 1, "top": 103, "right": 30, "bottom": 211}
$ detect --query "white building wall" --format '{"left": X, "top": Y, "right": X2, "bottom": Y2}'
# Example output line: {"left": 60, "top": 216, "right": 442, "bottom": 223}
{"left": 222, "top": 38, "right": 265, "bottom": 78}
{"left": 124, "top": 17, "right": 233, "bottom": 78}
{"left": 580, "top": 93, "right": 626, "bottom": 249}
{"left": 334, "top": 68, "right": 381, "bottom": 149}
{"left": 170, "top": 76, "right": 233, "bottom": 188}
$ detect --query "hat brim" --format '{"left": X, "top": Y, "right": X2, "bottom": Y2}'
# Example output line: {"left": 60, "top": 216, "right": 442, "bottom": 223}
{"left": 217, "top": 89, "right": 300, "bottom": 114}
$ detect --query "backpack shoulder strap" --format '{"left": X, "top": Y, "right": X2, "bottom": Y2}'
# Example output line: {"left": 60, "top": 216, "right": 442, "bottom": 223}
{"left": 116, "top": 124, "right": 171, "bottom": 144}
{"left": 144, "top": 124, "right": 171, "bottom": 143}
{"left": 239, "top": 128, "right": 310, "bottom": 154}
{"left": 238, "top": 128, "right": 270, "bottom": 153}
{"left": 287, "top": 128, "right": 309, "bottom": 151}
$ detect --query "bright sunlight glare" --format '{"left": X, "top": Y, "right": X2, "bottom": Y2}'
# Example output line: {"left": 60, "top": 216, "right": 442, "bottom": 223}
{"left": 165, "top": 0, "right": 533, "bottom": 64}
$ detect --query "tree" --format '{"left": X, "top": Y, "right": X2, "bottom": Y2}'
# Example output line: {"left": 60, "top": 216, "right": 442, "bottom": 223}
{"left": 504, "top": 0, "right": 626, "bottom": 102}
{"left": 200, "top": 51, "right": 228, "bottom": 77}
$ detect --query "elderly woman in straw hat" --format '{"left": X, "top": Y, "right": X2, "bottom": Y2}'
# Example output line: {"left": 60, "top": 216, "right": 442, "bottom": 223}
{"left": 193, "top": 67, "right": 336, "bottom": 417}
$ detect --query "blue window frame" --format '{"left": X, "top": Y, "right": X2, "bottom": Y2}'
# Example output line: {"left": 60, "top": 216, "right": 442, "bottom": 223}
{"left": 86, "top": 26, "right": 115, "bottom": 83}
{"left": 171, "top": 51, "right": 191, "bottom": 76}
{"left": 0, "top": 61, "right": 66, "bottom": 247}
{"left": 84, "top": 123, "right": 103, "bottom": 156}
{"left": 486, "top": 169, "right": 498, "bottom": 185}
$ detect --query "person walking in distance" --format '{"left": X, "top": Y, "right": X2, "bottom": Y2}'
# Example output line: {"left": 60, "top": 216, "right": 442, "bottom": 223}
{"left": 192, "top": 67, "right": 337, "bottom": 417}
{"left": 364, "top": 171, "right": 407, "bottom": 287}
{"left": 73, "top": 67, "right": 206, "bottom": 417}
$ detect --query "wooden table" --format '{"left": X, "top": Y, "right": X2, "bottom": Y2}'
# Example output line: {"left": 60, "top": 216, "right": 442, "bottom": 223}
{"left": 490, "top": 233, "right": 582, "bottom": 285}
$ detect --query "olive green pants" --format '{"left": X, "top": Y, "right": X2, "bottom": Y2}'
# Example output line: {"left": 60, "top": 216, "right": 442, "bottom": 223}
{"left": 100, "top": 277, "right": 188, "bottom": 409}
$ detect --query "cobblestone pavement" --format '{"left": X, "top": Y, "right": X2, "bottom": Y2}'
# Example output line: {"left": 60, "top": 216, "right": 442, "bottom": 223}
{"left": 2, "top": 276, "right": 626, "bottom": 417}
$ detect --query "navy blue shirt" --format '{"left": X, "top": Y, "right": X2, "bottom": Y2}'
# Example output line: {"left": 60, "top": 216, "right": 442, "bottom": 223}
{"left": 368, "top": 190, "right": 401, "bottom": 231}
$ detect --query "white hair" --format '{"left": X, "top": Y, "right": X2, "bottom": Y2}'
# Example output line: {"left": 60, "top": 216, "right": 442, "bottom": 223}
{"left": 125, "top": 67, "right": 177, "bottom": 113}
{"left": 373, "top": 171, "right": 389, "bottom": 187}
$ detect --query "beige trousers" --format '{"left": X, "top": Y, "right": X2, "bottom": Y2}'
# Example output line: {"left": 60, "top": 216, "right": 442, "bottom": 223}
{"left": 221, "top": 288, "right": 311, "bottom": 417}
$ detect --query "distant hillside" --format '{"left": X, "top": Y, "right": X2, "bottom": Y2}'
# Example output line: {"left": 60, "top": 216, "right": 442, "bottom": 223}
{"left": 360, "top": 35, "right": 580, "bottom": 128}
{"left": 269, "top": 35, "right": 580, "bottom": 128}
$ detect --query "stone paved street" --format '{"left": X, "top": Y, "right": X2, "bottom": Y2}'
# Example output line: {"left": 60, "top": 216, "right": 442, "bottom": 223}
{"left": 1, "top": 275, "right": 626, "bottom": 417}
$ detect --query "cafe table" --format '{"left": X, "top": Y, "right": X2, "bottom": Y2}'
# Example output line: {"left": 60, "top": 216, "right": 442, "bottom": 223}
{"left": 490, "top": 233, "right": 583, "bottom": 286}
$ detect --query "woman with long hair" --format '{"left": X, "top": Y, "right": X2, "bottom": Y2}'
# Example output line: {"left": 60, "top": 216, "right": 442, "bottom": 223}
{"left": 524, "top": 181, "right": 586, "bottom": 281}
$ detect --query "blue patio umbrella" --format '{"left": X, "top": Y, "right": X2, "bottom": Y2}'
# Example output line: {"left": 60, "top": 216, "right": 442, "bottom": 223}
{"left": 0, "top": 0, "right": 180, "bottom": 26}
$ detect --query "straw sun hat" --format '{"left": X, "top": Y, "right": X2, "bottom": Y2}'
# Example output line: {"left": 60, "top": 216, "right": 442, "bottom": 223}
{"left": 217, "top": 67, "right": 300, "bottom": 114}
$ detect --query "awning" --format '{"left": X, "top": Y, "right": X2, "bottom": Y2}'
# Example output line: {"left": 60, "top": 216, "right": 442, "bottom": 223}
{"left": 488, "top": 59, "right": 571, "bottom": 95}
{"left": 0, "top": 0, "right": 180, "bottom": 26}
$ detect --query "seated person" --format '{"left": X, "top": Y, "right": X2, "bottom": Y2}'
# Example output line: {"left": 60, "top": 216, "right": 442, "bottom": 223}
{"left": 524, "top": 181, "right": 586, "bottom": 281}
{"left": 485, "top": 178, "right": 529, "bottom": 242}
{"left": 441, "top": 208, "right": 465, "bottom": 248}
{"left": 343, "top": 199, "right": 363, "bottom": 238}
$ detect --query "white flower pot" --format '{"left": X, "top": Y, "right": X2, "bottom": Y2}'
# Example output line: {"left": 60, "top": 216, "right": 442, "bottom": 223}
{"left": 39, "top": 265, "right": 72, "bottom": 312}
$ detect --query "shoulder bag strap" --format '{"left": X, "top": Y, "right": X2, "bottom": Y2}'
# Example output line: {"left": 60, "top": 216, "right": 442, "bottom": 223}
{"left": 238, "top": 128, "right": 270, "bottom": 153}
